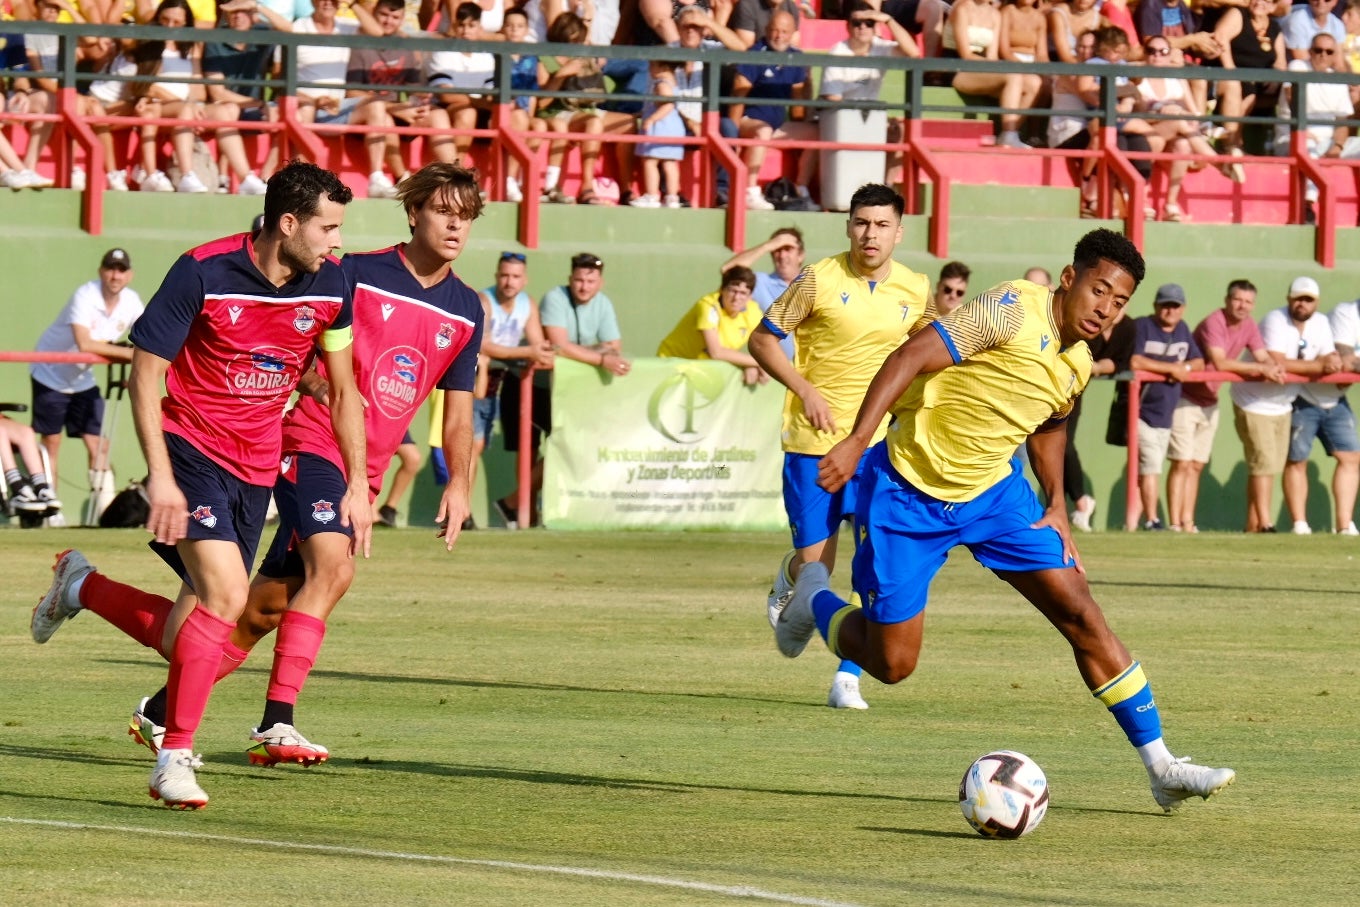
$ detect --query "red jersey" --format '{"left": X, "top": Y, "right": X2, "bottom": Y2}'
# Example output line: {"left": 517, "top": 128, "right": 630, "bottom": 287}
{"left": 130, "top": 233, "right": 354, "bottom": 486}
{"left": 282, "top": 245, "right": 483, "bottom": 497}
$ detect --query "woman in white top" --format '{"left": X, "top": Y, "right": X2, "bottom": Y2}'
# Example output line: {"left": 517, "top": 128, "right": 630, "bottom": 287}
{"left": 1135, "top": 36, "right": 1223, "bottom": 221}
{"left": 128, "top": 0, "right": 212, "bottom": 193}
{"left": 946, "top": 0, "right": 1043, "bottom": 148}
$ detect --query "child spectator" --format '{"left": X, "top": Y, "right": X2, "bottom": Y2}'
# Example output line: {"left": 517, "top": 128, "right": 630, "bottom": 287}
{"left": 631, "top": 58, "right": 685, "bottom": 207}
{"left": 0, "top": 414, "right": 60, "bottom": 517}
{"left": 501, "top": 5, "right": 547, "bottom": 202}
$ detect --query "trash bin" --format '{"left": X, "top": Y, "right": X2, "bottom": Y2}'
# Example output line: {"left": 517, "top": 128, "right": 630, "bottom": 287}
{"left": 820, "top": 108, "right": 888, "bottom": 212}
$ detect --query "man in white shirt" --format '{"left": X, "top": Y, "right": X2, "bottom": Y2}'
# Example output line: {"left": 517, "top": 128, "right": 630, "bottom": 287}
{"left": 30, "top": 248, "right": 144, "bottom": 508}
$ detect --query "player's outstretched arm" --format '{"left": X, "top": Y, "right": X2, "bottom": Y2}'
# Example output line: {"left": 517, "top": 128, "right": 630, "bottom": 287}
{"left": 435, "top": 389, "right": 475, "bottom": 551}
{"left": 321, "top": 344, "right": 372, "bottom": 558}
{"left": 1026, "top": 419, "right": 1083, "bottom": 573}
{"left": 818, "top": 327, "right": 953, "bottom": 492}
{"left": 130, "top": 347, "right": 189, "bottom": 545}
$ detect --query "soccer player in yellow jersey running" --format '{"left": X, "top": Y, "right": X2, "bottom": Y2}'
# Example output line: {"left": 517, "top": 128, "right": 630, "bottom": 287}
{"left": 749, "top": 182, "right": 934, "bottom": 710}
{"left": 779, "top": 228, "right": 1234, "bottom": 812}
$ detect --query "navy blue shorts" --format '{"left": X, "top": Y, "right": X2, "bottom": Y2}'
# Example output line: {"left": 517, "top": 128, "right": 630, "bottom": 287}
{"left": 852, "top": 443, "right": 1073, "bottom": 625}
{"left": 258, "top": 452, "right": 353, "bottom": 580}
{"left": 31, "top": 378, "right": 103, "bottom": 438}
{"left": 150, "top": 432, "right": 272, "bottom": 584}
{"left": 782, "top": 450, "right": 865, "bottom": 549}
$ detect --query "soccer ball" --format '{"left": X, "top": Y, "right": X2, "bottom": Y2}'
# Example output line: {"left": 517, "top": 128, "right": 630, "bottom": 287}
{"left": 958, "top": 750, "right": 1049, "bottom": 839}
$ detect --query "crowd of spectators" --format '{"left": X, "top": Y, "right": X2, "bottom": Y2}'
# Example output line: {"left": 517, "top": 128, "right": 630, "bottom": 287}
{"left": 3, "top": 0, "right": 1358, "bottom": 209}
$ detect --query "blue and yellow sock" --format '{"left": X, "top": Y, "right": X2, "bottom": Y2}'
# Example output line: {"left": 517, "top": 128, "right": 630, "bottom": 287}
{"left": 1092, "top": 661, "right": 1163, "bottom": 747}
{"left": 810, "top": 590, "right": 859, "bottom": 659}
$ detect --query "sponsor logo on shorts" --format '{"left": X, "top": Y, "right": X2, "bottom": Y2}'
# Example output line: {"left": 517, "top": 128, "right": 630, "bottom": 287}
{"left": 312, "top": 500, "right": 336, "bottom": 523}
{"left": 191, "top": 505, "right": 217, "bottom": 529}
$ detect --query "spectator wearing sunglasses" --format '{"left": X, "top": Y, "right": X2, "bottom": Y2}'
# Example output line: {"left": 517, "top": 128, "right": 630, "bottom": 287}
{"left": 1277, "top": 33, "right": 1360, "bottom": 225}
{"left": 931, "top": 260, "right": 970, "bottom": 315}
{"left": 1231, "top": 277, "right": 1342, "bottom": 532}
{"left": 1281, "top": 0, "right": 1348, "bottom": 63}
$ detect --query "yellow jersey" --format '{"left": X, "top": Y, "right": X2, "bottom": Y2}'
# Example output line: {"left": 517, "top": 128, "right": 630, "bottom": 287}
{"left": 763, "top": 252, "right": 932, "bottom": 455}
{"left": 885, "top": 279, "right": 1092, "bottom": 503}
{"left": 656, "top": 292, "right": 764, "bottom": 359}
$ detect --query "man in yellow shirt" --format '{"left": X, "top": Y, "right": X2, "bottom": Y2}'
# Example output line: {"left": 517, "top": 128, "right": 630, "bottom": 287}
{"left": 656, "top": 266, "right": 767, "bottom": 385}
{"left": 780, "top": 228, "right": 1235, "bottom": 813}
{"left": 750, "top": 182, "right": 933, "bottom": 710}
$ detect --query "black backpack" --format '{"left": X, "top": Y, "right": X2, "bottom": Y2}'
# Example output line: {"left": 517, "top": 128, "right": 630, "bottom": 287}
{"left": 99, "top": 478, "right": 150, "bottom": 528}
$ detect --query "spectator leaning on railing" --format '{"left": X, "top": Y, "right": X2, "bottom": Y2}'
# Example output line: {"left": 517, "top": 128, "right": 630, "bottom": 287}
{"left": 1168, "top": 279, "right": 1285, "bottom": 535}
{"left": 656, "top": 265, "right": 770, "bottom": 385}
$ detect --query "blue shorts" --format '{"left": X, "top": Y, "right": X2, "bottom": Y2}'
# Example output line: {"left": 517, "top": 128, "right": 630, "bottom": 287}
{"left": 1289, "top": 397, "right": 1360, "bottom": 461}
{"left": 31, "top": 378, "right": 103, "bottom": 438}
{"left": 472, "top": 395, "right": 498, "bottom": 444}
{"left": 782, "top": 450, "right": 865, "bottom": 549}
{"left": 258, "top": 452, "right": 353, "bottom": 579}
{"left": 150, "top": 432, "right": 272, "bottom": 584}
{"left": 851, "top": 443, "right": 1073, "bottom": 625}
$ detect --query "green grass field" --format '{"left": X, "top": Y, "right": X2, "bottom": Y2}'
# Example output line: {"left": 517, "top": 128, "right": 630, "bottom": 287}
{"left": 2, "top": 527, "right": 1355, "bottom": 906}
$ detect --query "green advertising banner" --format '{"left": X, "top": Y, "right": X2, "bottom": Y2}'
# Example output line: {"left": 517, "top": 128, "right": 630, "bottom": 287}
{"left": 543, "top": 359, "right": 787, "bottom": 530}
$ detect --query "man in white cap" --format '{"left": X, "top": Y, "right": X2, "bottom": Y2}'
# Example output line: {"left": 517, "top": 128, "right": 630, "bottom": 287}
{"left": 30, "top": 248, "right": 144, "bottom": 513}
{"left": 1231, "top": 276, "right": 1344, "bottom": 533}
{"left": 1276, "top": 277, "right": 1358, "bottom": 534}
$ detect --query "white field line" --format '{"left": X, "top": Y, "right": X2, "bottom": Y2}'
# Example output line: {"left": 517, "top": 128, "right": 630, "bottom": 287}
{"left": 1, "top": 817, "right": 865, "bottom": 907}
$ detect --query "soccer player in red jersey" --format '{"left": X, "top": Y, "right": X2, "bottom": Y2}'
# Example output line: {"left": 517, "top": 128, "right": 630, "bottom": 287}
{"left": 31, "top": 161, "right": 372, "bottom": 809}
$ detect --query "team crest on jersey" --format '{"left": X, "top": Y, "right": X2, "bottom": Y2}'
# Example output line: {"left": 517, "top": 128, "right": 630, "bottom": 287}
{"left": 293, "top": 305, "right": 317, "bottom": 333}
{"left": 311, "top": 500, "right": 337, "bottom": 524}
{"left": 435, "top": 323, "right": 456, "bottom": 350}
{"left": 191, "top": 505, "right": 217, "bottom": 529}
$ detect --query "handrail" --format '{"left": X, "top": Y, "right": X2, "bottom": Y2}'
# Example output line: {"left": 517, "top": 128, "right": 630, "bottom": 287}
{"left": 1123, "top": 368, "right": 1360, "bottom": 528}
{"left": 6, "top": 20, "right": 1360, "bottom": 252}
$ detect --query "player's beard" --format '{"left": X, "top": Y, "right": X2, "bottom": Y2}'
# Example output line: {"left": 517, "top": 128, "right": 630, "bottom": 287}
{"left": 280, "top": 230, "right": 324, "bottom": 275}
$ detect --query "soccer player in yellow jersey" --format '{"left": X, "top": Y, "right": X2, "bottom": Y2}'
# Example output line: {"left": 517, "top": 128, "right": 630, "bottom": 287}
{"left": 749, "top": 183, "right": 933, "bottom": 711}
{"left": 777, "top": 228, "right": 1235, "bottom": 812}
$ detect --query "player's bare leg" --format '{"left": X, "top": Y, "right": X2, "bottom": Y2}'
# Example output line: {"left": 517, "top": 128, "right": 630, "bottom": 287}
{"left": 1000, "top": 567, "right": 1235, "bottom": 812}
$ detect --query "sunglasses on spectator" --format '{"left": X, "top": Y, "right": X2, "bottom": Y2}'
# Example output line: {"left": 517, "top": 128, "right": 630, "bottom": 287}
{"left": 571, "top": 254, "right": 604, "bottom": 270}
{"left": 940, "top": 286, "right": 967, "bottom": 297}
{"left": 1311, "top": 47, "right": 1335, "bottom": 55}
{"left": 1147, "top": 45, "right": 1172, "bottom": 57}
{"left": 500, "top": 251, "right": 526, "bottom": 262}
{"left": 849, "top": 18, "right": 876, "bottom": 27}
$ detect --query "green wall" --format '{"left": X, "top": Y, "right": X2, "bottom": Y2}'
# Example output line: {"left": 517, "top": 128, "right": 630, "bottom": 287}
{"left": 4, "top": 186, "right": 1360, "bottom": 530}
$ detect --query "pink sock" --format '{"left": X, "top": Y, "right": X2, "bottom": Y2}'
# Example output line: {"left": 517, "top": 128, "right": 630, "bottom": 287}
{"left": 162, "top": 605, "right": 234, "bottom": 751}
{"left": 216, "top": 640, "right": 251, "bottom": 682}
{"left": 78, "top": 572, "right": 174, "bottom": 658}
{"left": 266, "top": 611, "right": 327, "bottom": 705}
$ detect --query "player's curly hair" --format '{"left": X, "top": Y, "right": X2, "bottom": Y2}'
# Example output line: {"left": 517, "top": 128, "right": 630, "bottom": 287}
{"left": 1072, "top": 228, "right": 1145, "bottom": 286}
{"left": 261, "top": 160, "right": 353, "bottom": 232}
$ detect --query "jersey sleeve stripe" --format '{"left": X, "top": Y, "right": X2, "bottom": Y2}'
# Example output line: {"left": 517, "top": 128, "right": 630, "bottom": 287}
{"left": 761, "top": 315, "right": 789, "bottom": 340}
{"left": 931, "top": 320, "right": 961, "bottom": 364}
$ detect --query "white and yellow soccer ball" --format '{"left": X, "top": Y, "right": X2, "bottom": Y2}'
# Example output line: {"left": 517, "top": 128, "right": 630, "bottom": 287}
{"left": 959, "top": 750, "right": 1049, "bottom": 839}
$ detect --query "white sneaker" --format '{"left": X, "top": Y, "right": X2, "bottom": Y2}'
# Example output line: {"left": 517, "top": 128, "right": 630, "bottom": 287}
{"left": 663, "top": 194, "right": 682, "bottom": 209}
{"left": 71, "top": 166, "right": 86, "bottom": 191}
{"left": 139, "top": 170, "right": 174, "bottom": 192}
{"left": 1292, "top": 520, "right": 1312, "bottom": 535}
{"left": 129, "top": 696, "right": 165, "bottom": 755}
{"left": 237, "top": 172, "right": 267, "bottom": 196}
{"left": 766, "top": 549, "right": 796, "bottom": 630}
{"left": 1070, "top": 495, "right": 1096, "bottom": 532}
{"left": 746, "top": 187, "right": 774, "bottom": 211}
{"left": 505, "top": 178, "right": 523, "bottom": 202}
{"left": 0, "top": 169, "right": 25, "bottom": 189}
{"left": 1339, "top": 522, "right": 1359, "bottom": 536}
{"left": 35, "top": 484, "right": 61, "bottom": 512}
{"left": 247, "top": 722, "right": 330, "bottom": 766}
{"left": 176, "top": 171, "right": 209, "bottom": 194}
{"left": 10, "top": 483, "right": 45, "bottom": 513}
{"left": 368, "top": 171, "right": 397, "bottom": 199}
{"left": 31, "top": 549, "right": 92, "bottom": 643}
{"left": 21, "top": 168, "right": 54, "bottom": 188}
{"left": 1149, "top": 756, "right": 1235, "bottom": 813}
{"left": 44, "top": 510, "right": 67, "bottom": 528}
{"left": 827, "top": 671, "right": 869, "bottom": 710}
{"left": 149, "top": 749, "right": 209, "bottom": 809}
{"left": 629, "top": 193, "right": 661, "bottom": 208}
{"left": 106, "top": 169, "right": 129, "bottom": 191}
{"left": 774, "top": 561, "right": 826, "bottom": 658}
